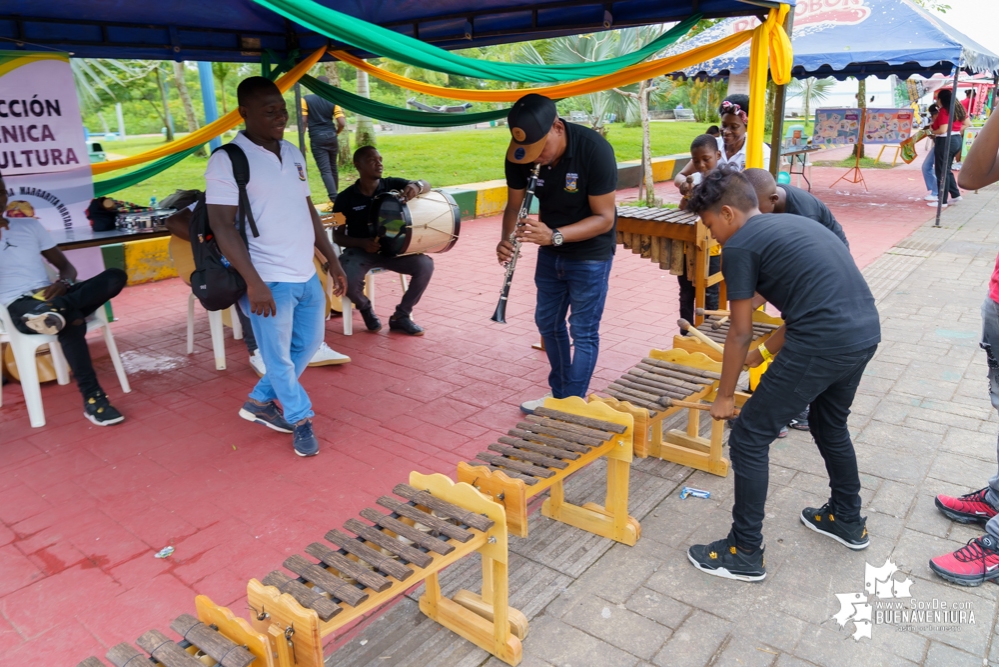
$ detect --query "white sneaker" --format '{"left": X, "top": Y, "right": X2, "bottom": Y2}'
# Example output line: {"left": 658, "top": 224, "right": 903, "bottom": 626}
{"left": 308, "top": 341, "right": 351, "bottom": 367}
{"left": 928, "top": 201, "right": 948, "bottom": 208}
{"left": 951, "top": 196, "right": 963, "bottom": 203}
{"left": 923, "top": 193, "right": 937, "bottom": 201}
{"left": 520, "top": 392, "right": 553, "bottom": 415}
{"left": 249, "top": 350, "right": 266, "bottom": 377}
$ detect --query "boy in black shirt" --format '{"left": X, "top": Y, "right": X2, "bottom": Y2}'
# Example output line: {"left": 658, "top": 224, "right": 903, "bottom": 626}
{"left": 332, "top": 146, "right": 433, "bottom": 335}
{"left": 685, "top": 167, "right": 880, "bottom": 582}
{"left": 742, "top": 168, "right": 849, "bottom": 247}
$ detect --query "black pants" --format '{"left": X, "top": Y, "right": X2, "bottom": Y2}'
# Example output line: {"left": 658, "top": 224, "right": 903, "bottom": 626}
{"left": 933, "top": 135, "right": 962, "bottom": 204}
{"left": 7, "top": 268, "right": 127, "bottom": 398}
{"left": 727, "top": 344, "right": 877, "bottom": 550}
{"left": 339, "top": 247, "right": 434, "bottom": 318}
{"left": 310, "top": 132, "right": 339, "bottom": 202}
{"left": 677, "top": 253, "right": 720, "bottom": 326}
{"left": 234, "top": 302, "right": 257, "bottom": 353}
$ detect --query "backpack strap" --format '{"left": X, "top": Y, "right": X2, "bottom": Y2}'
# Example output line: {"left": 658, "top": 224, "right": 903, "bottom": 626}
{"left": 213, "top": 143, "right": 260, "bottom": 240}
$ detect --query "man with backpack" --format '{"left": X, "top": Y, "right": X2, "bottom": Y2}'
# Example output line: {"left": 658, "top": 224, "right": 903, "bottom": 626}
{"left": 204, "top": 76, "right": 347, "bottom": 457}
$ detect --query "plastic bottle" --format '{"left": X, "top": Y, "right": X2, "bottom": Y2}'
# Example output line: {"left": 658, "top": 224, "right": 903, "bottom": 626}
{"left": 149, "top": 196, "right": 157, "bottom": 209}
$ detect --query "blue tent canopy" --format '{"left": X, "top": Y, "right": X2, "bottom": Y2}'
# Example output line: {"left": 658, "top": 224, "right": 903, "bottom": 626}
{"left": 0, "top": 0, "right": 792, "bottom": 62}
{"left": 664, "top": 0, "right": 999, "bottom": 80}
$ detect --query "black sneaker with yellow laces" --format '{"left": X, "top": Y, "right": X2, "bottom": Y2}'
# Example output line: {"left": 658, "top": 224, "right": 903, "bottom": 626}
{"left": 84, "top": 390, "right": 124, "bottom": 426}
{"left": 800, "top": 503, "right": 869, "bottom": 550}
{"left": 687, "top": 535, "right": 766, "bottom": 582}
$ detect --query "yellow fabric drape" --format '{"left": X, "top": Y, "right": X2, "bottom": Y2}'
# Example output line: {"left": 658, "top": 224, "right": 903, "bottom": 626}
{"left": 91, "top": 47, "right": 326, "bottom": 175}
{"left": 745, "top": 6, "right": 792, "bottom": 169}
{"left": 330, "top": 29, "right": 756, "bottom": 104}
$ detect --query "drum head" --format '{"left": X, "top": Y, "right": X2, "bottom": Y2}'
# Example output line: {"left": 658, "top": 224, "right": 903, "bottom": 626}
{"left": 372, "top": 193, "right": 411, "bottom": 257}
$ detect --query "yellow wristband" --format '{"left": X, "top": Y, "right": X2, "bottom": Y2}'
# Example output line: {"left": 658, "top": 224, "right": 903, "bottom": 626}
{"left": 758, "top": 343, "right": 773, "bottom": 363}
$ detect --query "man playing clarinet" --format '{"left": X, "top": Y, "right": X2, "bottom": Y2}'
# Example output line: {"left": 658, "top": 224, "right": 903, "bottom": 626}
{"left": 498, "top": 94, "right": 618, "bottom": 414}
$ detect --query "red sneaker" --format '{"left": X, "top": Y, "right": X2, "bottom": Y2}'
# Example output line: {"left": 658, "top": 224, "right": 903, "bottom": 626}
{"left": 934, "top": 488, "right": 999, "bottom": 525}
{"left": 929, "top": 534, "right": 999, "bottom": 586}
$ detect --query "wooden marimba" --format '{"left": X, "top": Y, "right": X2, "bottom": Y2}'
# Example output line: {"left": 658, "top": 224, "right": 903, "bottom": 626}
{"left": 616, "top": 206, "right": 723, "bottom": 327}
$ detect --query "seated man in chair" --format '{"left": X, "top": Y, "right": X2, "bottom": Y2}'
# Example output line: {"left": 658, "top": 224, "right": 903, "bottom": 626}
{"left": 332, "top": 146, "right": 433, "bottom": 336}
{"left": 0, "top": 177, "right": 127, "bottom": 425}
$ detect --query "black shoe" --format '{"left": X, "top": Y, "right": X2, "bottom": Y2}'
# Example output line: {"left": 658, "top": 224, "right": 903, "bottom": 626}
{"left": 687, "top": 536, "right": 766, "bottom": 582}
{"left": 360, "top": 308, "right": 382, "bottom": 332}
{"left": 389, "top": 315, "right": 424, "bottom": 336}
{"left": 789, "top": 407, "right": 810, "bottom": 431}
{"left": 293, "top": 418, "right": 319, "bottom": 457}
{"left": 84, "top": 391, "right": 124, "bottom": 426}
{"left": 21, "top": 302, "right": 65, "bottom": 335}
{"left": 800, "top": 503, "right": 869, "bottom": 550}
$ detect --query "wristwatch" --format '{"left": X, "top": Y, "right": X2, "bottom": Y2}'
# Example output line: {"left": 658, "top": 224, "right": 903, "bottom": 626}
{"left": 551, "top": 230, "right": 564, "bottom": 246}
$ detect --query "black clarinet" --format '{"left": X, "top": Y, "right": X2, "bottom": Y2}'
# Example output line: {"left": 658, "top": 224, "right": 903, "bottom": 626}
{"left": 492, "top": 164, "right": 542, "bottom": 324}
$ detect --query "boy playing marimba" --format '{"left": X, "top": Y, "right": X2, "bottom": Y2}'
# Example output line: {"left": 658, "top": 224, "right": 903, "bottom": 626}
{"left": 684, "top": 167, "right": 880, "bottom": 582}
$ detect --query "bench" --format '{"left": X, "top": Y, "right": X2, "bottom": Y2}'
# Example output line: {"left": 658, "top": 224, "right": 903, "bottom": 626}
{"left": 246, "top": 472, "right": 524, "bottom": 667}
{"left": 455, "top": 397, "right": 639, "bottom": 545}
{"left": 79, "top": 595, "right": 290, "bottom": 667}
{"left": 673, "top": 108, "right": 695, "bottom": 121}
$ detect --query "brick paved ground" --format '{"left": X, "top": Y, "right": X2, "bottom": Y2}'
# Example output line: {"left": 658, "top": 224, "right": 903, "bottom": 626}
{"left": 0, "top": 162, "right": 967, "bottom": 665}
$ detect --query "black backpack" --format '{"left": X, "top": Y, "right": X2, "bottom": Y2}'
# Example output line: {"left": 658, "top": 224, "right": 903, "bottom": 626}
{"left": 189, "top": 144, "right": 259, "bottom": 311}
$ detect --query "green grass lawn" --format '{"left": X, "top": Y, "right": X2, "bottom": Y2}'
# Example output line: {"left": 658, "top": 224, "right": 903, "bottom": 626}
{"left": 812, "top": 155, "right": 896, "bottom": 170}
{"left": 95, "top": 122, "right": 710, "bottom": 205}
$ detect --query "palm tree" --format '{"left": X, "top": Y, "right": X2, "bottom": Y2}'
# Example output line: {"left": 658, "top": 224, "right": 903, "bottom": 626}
{"left": 70, "top": 58, "right": 155, "bottom": 111}
{"left": 786, "top": 77, "right": 834, "bottom": 123}
{"left": 355, "top": 66, "right": 376, "bottom": 148}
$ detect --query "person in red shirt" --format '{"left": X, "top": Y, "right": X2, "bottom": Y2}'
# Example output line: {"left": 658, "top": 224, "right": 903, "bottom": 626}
{"left": 929, "top": 108, "right": 999, "bottom": 586}
{"left": 928, "top": 88, "right": 967, "bottom": 208}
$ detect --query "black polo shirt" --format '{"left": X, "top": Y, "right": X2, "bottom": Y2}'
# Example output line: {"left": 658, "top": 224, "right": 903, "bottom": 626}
{"left": 505, "top": 122, "right": 618, "bottom": 261}
{"left": 722, "top": 213, "right": 880, "bottom": 356}
{"left": 781, "top": 184, "right": 849, "bottom": 248}
{"left": 333, "top": 177, "right": 410, "bottom": 238}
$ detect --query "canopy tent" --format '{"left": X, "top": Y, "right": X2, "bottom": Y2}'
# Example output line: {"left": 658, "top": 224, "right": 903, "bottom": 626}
{"left": 662, "top": 0, "right": 999, "bottom": 80}
{"left": 1, "top": 0, "right": 792, "bottom": 62}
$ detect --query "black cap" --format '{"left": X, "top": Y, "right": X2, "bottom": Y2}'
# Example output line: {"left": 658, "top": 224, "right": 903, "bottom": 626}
{"left": 506, "top": 94, "right": 557, "bottom": 164}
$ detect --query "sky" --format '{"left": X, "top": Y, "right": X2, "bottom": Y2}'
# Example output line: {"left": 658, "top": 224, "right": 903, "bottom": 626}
{"left": 928, "top": 0, "right": 999, "bottom": 56}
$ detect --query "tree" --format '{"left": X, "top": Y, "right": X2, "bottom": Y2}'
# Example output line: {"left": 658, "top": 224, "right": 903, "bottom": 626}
{"left": 912, "top": 0, "right": 950, "bottom": 12}
{"left": 323, "top": 61, "right": 353, "bottom": 169}
{"left": 172, "top": 62, "right": 207, "bottom": 156}
{"left": 854, "top": 77, "right": 867, "bottom": 159}
{"left": 212, "top": 62, "right": 238, "bottom": 115}
{"left": 786, "top": 77, "right": 833, "bottom": 122}
{"left": 71, "top": 59, "right": 155, "bottom": 112}
{"left": 154, "top": 65, "right": 175, "bottom": 142}
{"left": 354, "top": 66, "right": 376, "bottom": 148}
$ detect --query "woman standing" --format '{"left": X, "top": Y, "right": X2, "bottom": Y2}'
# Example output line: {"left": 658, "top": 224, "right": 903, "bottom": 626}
{"left": 930, "top": 88, "right": 967, "bottom": 208}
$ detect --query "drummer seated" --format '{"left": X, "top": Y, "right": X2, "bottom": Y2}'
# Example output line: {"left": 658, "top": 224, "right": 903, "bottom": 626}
{"left": 332, "top": 146, "right": 433, "bottom": 336}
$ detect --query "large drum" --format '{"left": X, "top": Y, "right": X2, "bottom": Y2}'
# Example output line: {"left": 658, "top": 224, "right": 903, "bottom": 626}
{"left": 371, "top": 190, "right": 460, "bottom": 257}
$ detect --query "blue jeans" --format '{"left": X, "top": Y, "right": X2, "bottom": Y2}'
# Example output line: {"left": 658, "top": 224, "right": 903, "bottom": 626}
{"left": 533, "top": 249, "right": 612, "bottom": 399}
{"left": 240, "top": 275, "right": 325, "bottom": 424}
{"left": 921, "top": 148, "right": 937, "bottom": 196}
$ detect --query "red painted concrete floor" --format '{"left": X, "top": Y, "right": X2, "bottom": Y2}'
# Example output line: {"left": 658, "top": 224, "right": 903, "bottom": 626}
{"left": 0, "top": 164, "right": 936, "bottom": 664}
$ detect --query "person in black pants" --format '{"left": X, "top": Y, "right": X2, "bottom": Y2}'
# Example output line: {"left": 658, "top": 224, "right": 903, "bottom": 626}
{"left": 1, "top": 181, "right": 127, "bottom": 425}
{"left": 930, "top": 88, "right": 966, "bottom": 208}
{"left": 303, "top": 76, "right": 346, "bottom": 203}
{"left": 684, "top": 167, "right": 881, "bottom": 582}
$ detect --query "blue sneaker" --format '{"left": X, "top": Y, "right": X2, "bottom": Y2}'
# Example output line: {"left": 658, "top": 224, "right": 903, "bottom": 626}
{"left": 293, "top": 418, "right": 319, "bottom": 457}
{"left": 239, "top": 399, "right": 294, "bottom": 433}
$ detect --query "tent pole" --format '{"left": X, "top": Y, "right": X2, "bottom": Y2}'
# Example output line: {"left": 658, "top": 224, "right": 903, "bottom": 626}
{"left": 768, "top": 9, "right": 794, "bottom": 177}
{"left": 198, "top": 62, "right": 222, "bottom": 152}
{"left": 935, "top": 63, "right": 960, "bottom": 228}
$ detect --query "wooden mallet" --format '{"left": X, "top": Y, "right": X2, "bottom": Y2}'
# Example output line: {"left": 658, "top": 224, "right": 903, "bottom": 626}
{"left": 711, "top": 316, "right": 730, "bottom": 330}
{"left": 667, "top": 398, "right": 739, "bottom": 415}
{"left": 695, "top": 308, "right": 730, "bottom": 317}
{"left": 677, "top": 318, "right": 725, "bottom": 354}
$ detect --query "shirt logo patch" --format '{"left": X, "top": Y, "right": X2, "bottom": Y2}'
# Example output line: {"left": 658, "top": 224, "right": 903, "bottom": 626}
{"left": 564, "top": 173, "right": 579, "bottom": 193}
{"left": 295, "top": 163, "right": 306, "bottom": 181}
{"left": 514, "top": 147, "right": 526, "bottom": 161}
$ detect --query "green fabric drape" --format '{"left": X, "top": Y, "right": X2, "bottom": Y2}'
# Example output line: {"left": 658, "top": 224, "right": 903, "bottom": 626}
{"left": 253, "top": 0, "right": 700, "bottom": 83}
{"left": 300, "top": 75, "right": 512, "bottom": 126}
{"left": 93, "top": 145, "right": 203, "bottom": 197}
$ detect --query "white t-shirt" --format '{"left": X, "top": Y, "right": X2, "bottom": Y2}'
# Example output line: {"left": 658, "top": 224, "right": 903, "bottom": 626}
{"left": 204, "top": 132, "right": 315, "bottom": 283}
{"left": 715, "top": 136, "right": 771, "bottom": 171}
{"left": 0, "top": 218, "right": 56, "bottom": 306}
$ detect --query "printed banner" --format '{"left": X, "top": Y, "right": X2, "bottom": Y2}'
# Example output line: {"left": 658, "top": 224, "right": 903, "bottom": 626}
{"left": 863, "top": 108, "right": 913, "bottom": 145}
{"left": 813, "top": 108, "right": 862, "bottom": 146}
{"left": 3, "top": 166, "right": 94, "bottom": 233}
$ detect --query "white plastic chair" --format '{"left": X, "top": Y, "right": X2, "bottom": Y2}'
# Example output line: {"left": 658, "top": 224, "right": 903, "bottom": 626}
{"left": 185, "top": 296, "right": 243, "bottom": 370}
{"left": 0, "top": 304, "right": 130, "bottom": 428}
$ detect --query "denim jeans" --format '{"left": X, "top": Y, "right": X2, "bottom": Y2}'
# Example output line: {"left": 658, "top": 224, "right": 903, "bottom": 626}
{"left": 979, "top": 297, "right": 999, "bottom": 540}
{"left": 240, "top": 275, "right": 325, "bottom": 424}
{"left": 934, "top": 135, "right": 962, "bottom": 204}
{"left": 533, "top": 248, "right": 612, "bottom": 399}
{"left": 7, "top": 268, "right": 127, "bottom": 397}
{"left": 677, "top": 253, "right": 721, "bottom": 327}
{"left": 921, "top": 148, "right": 938, "bottom": 196}
{"left": 339, "top": 247, "right": 434, "bottom": 317}
{"left": 728, "top": 344, "right": 877, "bottom": 550}
{"left": 309, "top": 131, "right": 339, "bottom": 202}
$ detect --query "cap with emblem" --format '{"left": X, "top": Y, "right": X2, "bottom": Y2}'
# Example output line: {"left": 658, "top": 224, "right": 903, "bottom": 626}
{"left": 506, "top": 93, "right": 557, "bottom": 164}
